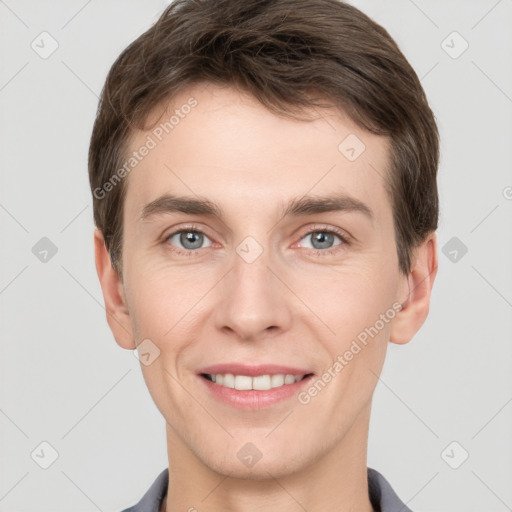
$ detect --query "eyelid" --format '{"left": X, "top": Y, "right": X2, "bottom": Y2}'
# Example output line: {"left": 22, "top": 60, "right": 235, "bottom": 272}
{"left": 292, "top": 226, "right": 351, "bottom": 258}
{"left": 162, "top": 223, "right": 214, "bottom": 241}
{"left": 295, "top": 223, "right": 352, "bottom": 244}
{"left": 162, "top": 223, "right": 217, "bottom": 252}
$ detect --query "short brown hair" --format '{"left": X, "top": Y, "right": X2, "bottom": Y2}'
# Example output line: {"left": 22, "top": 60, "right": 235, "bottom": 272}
{"left": 88, "top": 0, "right": 439, "bottom": 277}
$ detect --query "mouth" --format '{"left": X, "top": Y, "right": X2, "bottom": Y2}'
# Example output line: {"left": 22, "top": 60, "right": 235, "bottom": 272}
{"left": 196, "top": 364, "right": 315, "bottom": 409}
{"left": 200, "top": 372, "right": 313, "bottom": 391}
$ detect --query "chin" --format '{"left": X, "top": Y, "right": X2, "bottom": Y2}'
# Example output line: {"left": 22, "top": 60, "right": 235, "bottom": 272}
{"left": 200, "top": 446, "right": 310, "bottom": 481}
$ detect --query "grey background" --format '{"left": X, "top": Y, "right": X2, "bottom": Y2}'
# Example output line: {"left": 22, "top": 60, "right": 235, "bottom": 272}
{"left": 1, "top": 0, "right": 511, "bottom": 511}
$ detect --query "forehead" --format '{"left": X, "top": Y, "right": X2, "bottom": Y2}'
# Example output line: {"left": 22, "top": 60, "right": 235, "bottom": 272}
{"left": 123, "top": 82, "right": 392, "bottom": 224}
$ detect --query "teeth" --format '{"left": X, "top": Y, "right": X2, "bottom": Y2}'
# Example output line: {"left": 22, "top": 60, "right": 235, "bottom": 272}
{"left": 271, "top": 374, "right": 284, "bottom": 388}
{"left": 207, "top": 373, "right": 306, "bottom": 390}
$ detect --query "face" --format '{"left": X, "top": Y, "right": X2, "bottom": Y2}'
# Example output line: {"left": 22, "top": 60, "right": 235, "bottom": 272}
{"left": 96, "top": 82, "right": 436, "bottom": 480}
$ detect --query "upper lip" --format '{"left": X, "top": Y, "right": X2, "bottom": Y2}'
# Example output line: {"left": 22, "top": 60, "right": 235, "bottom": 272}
{"left": 197, "top": 363, "right": 314, "bottom": 377}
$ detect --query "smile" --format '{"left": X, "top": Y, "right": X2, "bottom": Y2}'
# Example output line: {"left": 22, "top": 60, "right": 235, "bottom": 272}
{"left": 202, "top": 373, "right": 309, "bottom": 390}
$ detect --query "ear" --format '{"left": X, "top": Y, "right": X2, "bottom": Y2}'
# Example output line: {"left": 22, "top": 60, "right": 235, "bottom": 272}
{"left": 389, "top": 232, "right": 438, "bottom": 345}
{"left": 94, "top": 228, "right": 135, "bottom": 350}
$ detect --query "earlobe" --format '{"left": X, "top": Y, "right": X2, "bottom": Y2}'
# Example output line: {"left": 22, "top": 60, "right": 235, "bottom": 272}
{"left": 389, "top": 232, "right": 438, "bottom": 345}
{"left": 93, "top": 228, "right": 135, "bottom": 350}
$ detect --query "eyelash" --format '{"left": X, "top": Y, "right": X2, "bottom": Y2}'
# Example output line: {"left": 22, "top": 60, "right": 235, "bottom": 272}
{"left": 162, "top": 224, "right": 351, "bottom": 257}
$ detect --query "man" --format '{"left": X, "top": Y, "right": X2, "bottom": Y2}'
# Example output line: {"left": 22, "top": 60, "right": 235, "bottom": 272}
{"left": 89, "top": 0, "right": 439, "bottom": 510}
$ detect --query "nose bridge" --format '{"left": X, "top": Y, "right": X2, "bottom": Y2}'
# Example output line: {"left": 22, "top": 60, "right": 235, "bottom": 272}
{"left": 214, "top": 242, "right": 291, "bottom": 340}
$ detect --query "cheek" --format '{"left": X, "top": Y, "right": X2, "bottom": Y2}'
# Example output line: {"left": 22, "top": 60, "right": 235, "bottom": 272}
{"left": 123, "top": 258, "right": 176, "bottom": 340}
{"left": 293, "top": 258, "right": 396, "bottom": 331}
{"left": 294, "top": 261, "right": 398, "bottom": 399}
{"left": 124, "top": 257, "right": 215, "bottom": 346}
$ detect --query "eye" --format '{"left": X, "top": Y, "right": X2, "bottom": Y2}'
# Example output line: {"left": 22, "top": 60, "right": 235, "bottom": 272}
{"left": 165, "top": 229, "right": 212, "bottom": 252}
{"left": 162, "top": 225, "right": 350, "bottom": 256}
{"left": 297, "top": 228, "right": 349, "bottom": 254}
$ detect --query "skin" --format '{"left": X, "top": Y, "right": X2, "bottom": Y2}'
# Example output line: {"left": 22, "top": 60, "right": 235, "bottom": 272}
{"left": 94, "top": 82, "right": 438, "bottom": 512}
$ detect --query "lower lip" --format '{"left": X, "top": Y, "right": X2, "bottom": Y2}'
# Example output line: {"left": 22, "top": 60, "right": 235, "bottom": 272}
{"left": 198, "top": 374, "right": 314, "bottom": 410}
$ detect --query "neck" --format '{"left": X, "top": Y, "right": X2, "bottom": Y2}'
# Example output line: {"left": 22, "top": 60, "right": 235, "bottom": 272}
{"left": 162, "top": 405, "right": 374, "bottom": 512}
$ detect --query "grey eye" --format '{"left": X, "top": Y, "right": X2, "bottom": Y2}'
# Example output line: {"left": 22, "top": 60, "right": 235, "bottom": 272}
{"left": 168, "top": 231, "right": 212, "bottom": 250}
{"left": 301, "top": 231, "right": 341, "bottom": 250}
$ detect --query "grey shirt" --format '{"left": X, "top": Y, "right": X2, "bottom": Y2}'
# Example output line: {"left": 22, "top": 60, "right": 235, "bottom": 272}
{"left": 121, "top": 467, "right": 413, "bottom": 512}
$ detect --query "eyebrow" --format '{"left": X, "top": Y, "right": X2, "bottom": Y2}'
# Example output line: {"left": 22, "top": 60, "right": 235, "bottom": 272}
{"left": 139, "top": 193, "right": 374, "bottom": 223}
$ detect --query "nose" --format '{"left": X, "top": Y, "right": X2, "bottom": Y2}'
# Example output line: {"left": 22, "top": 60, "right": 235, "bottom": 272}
{"left": 213, "top": 249, "right": 293, "bottom": 342}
